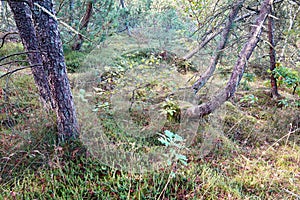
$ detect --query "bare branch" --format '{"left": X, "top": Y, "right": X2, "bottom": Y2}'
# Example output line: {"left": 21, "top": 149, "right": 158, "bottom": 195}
{"left": 0, "top": 32, "right": 18, "bottom": 49}
{"left": 0, "top": 51, "right": 40, "bottom": 63}
{"left": 192, "top": 0, "right": 246, "bottom": 93}
{"left": 185, "top": 0, "right": 273, "bottom": 118}
{"left": 0, "top": 64, "right": 41, "bottom": 79}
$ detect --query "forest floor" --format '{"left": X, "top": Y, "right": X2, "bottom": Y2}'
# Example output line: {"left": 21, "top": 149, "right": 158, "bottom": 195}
{"left": 0, "top": 33, "right": 299, "bottom": 199}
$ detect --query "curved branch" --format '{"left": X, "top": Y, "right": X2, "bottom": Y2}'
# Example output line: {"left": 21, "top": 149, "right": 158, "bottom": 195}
{"left": 192, "top": 0, "right": 246, "bottom": 93}
{"left": 0, "top": 51, "right": 40, "bottom": 63}
{"left": 185, "top": 0, "right": 272, "bottom": 118}
{"left": 183, "top": 7, "right": 255, "bottom": 61}
{"left": 0, "top": 32, "right": 18, "bottom": 49}
{"left": 0, "top": 64, "right": 41, "bottom": 79}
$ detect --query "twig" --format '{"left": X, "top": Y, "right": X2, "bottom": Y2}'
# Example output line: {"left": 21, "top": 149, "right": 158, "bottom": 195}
{"left": 33, "top": 2, "right": 92, "bottom": 42}
{"left": 0, "top": 32, "right": 18, "bottom": 49}
{"left": 0, "top": 64, "right": 42, "bottom": 79}
{"left": 0, "top": 60, "right": 28, "bottom": 68}
{"left": 283, "top": 188, "right": 300, "bottom": 199}
{"left": 0, "top": 51, "right": 40, "bottom": 63}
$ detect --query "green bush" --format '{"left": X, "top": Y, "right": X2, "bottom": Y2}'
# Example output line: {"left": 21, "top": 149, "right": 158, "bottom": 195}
{"left": 64, "top": 50, "right": 87, "bottom": 72}
{"left": 270, "top": 65, "right": 300, "bottom": 96}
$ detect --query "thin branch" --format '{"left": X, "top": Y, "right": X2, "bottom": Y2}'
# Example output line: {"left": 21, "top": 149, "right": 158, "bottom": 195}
{"left": 0, "top": 51, "right": 40, "bottom": 63}
{"left": 0, "top": 32, "right": 18, "bottom": 49}
{"left": 183, "top": 10, "right": 256, "bottom": 60}
{"left": 0, "top": 60, "right": 28, "bottom": 67}
{"left": 33, "top": 2, "right": 92, "bottom": 42}
{"left": 185, "top": 0, "right": 272, "bottom": 118}
{"left": 192, "top": 0, "right": 246, "bottom": 93}
{"left": 0, "top": 64, "right": 42, "bottom": 79}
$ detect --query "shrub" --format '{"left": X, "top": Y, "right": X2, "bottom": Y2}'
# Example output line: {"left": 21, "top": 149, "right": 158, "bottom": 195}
{"left": 64, "top": 50, "right": 87, "bottom": 72}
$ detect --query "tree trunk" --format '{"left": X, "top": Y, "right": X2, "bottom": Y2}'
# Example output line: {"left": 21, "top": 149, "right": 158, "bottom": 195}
{"left": 192, "top": 0, "right": 245, "bottom": 93}
{"left": 71, "top": 1, "right": 93, "bottom": 51}
{"left": 120, "top": 0, "right": 131, "bottom": 36}
{"left": 185, "top": 0, "right": 273, "bottom": 118}
{"left": 267, "top": 6, "right": 280, "bottom": 98}
{"left": 69, "top": 0, "right": 74, "bottom": 24}
{"left": 31, "top": 0, "right": 79, "bottom": 141}
{"left": 7, "top": 1, "right": 53, "bottom": 109}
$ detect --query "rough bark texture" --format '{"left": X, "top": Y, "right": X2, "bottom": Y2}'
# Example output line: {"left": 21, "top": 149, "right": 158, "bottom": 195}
{"left": 7, "top": 1, "right": 53, "bottom": 109}
{"left": 192, "top": 0, "right": 245, "bottom": 93}
{"left": 185, "top": 0, "right": 273, "bottom": 118}
{"left": 267, "top": 6, "right": 280, "bottom": 98}
{"left": 71, "top": 1, "right": 93, "bottom": 51}
{"left": 31, "top": 0, "right": 79, "bottom": 141}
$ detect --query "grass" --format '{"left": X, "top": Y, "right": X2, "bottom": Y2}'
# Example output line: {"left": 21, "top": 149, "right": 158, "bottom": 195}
{"left": 1, "top": 33, "right": 300, "bottom": 199}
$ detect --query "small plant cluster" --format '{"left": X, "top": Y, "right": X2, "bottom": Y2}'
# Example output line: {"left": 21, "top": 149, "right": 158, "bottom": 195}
{"left": 269, "top": 64, "right": 300, "bottom": 96}
{"left": 158, "top": 130, "right": 188, "bottom": 166}
{"left": 64, "top": 50, "right": 87, "bottom": 72}
{"left": 241, "top": 73, "right": 256, "bottom": 91}
{"left": 240, "top": 94, "right": 258, "bottom": 105}
{"left": 160, "top": 99, "right": 181, "bottom": 123}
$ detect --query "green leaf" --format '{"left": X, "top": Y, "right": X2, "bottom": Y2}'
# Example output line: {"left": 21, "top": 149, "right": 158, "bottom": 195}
{"left": 164, "top": 130, "right": 174, "bottom": 139}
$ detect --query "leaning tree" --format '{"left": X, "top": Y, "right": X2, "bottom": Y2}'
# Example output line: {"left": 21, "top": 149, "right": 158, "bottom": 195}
{"left": 184, "top": 0, "right": 277, "bottom": 118}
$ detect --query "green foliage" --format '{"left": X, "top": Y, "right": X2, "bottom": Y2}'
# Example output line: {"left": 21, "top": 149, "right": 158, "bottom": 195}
{"left": 0, "top": 42, "right": 23, "bottom": 57}
{"left": 278, "top": 98, "right": 290, "bottom": 108}
{"left": 160, "top": 99, "right": 180, "bottom": 122}
{"left": 0, "top": 42, "right": 27, "bottom": 65}
{"left": 158, "top": 130, "right": 188, "bottom": 166}
{"left": 58, "top": 0, "right": 119, "bottom": 48}
{"left": 241, "top": 73, "right": 256, "bottom": 91}
{"left": 240, "top": 94, "right": 258, "bottom": 104}
{"left": 294, "top": 99, "right": 300, "bottom": 107}
{"left": 270, "top": 65, "right": 300, "bottom": 95}
{"left": 64, "top": 50, "right": 87, "bottom": 72}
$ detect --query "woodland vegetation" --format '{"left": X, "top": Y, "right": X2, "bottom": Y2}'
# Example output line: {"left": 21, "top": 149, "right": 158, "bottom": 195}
{"left": 0, "top": 0, "right": 299, "bottom": 199}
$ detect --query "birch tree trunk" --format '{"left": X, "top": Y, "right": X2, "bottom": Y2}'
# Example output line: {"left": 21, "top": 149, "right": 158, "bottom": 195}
{"left": 185, "top": 0, "right": 273, "bottom": 118}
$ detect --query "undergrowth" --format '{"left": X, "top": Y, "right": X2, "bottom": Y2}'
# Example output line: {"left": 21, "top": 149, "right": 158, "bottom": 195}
{"left": 1, "top": 35, "right": 300, "bottom": 199}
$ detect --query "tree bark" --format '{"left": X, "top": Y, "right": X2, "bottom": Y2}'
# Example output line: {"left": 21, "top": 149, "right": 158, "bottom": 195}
{"left": 267, "top": 6, "right": 280, "bottom": 98}
{"left": 120, "top": 0, "right": 131, "bottom": 36}
{"left": 71, "top": 1, "right": 93, "bottom": 51}
{"left": 185, "top": 0, "right": 273, "bottom": 118}
{"left": 31, "top": 0, "right": 79, "bottom": 141}
{"left": 192, "top": 0, "right": 245, "bottom": 93}
{"left": 7, "top": 1, "right": 53, "bottom": 109}
{"left": 69, "top": 0, "right": 74, "bottom": 24}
